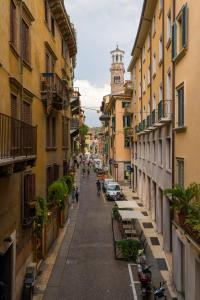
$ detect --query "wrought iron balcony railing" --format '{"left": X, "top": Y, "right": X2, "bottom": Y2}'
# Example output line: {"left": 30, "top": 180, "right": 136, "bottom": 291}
{"left": 70, "top": 118, "right": 79, "bottom": 130}
{"left": 147, "top": 114, "right": 151, "bottom": 127}
{"left": 0, "top": 113, "right": 37, "bottom": 160}
{"left": 41, "top": 73, "right": 67, "bottom": 110}
{"left": 158, "top": 100, "right": 172, "bottom": 121}
{"left": 151, "top": 109, "right": 157, "bottom": 125}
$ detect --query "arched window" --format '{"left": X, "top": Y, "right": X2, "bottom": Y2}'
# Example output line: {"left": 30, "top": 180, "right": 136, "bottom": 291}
{"left": 114, "top": 76, "right": 121, "bottom": 83}
{"left": 116, "top": 55, "right": 118, "bottom": 62}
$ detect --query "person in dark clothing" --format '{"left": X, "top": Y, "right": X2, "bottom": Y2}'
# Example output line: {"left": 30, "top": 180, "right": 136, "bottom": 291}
{"left": 75, "top": 187, "right": 79, "bottom": 203}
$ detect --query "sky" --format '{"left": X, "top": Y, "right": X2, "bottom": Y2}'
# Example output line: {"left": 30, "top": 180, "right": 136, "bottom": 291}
{"left": 65, "top": 0, "right": 143, "bottom": 127}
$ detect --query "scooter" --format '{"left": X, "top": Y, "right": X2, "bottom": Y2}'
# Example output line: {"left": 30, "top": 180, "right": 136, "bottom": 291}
{"left": 153, "top": 281, "right": 167, "bottom": 299}
{"left": 138, "top": 265, "right": 152, "bottom": 297}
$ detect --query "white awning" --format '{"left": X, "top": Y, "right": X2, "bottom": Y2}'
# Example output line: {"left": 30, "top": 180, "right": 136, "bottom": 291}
{"left": 119, "top": 210, "right": 147, "bottom": 220}
{"left": 115, "top": 201, "right": 140, "bottom": 209}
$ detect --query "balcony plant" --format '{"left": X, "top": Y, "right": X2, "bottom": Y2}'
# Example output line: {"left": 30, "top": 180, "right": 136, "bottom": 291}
{"left": 35, "top": 197, "right": 48, "bottom": 235}
{"left": 185, "top": 201, "right": 200, "bottom": 242}
{"left": 164, "top": 183, "right": 200, "bottom": 225}
{"left": 48, "top": 179, "right": 69, "bottom": 210}
{"left": 60, "top": 175, "right": 74, "bottom": 193}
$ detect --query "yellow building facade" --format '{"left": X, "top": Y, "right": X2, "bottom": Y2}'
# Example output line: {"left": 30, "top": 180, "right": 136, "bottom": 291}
{"left": 0, "top": 0, "right": 77, "bottom": 299}
{"left": 129, "top": 1, "right": 200, "bottom": 299}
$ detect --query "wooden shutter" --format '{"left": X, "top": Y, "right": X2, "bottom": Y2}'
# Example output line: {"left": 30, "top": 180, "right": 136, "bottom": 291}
{"left": 182, "top": 4, "right": 188, "bottom": 48}
{"left": 10, "top": 0, "right": 16, "bottom": 45}
{"left": 178, "top": 87, "right": 184, "bottom": 127}
{"left": 44, "top": 0, "right": 49, "bottom": 23}
{"left": 54, "top": 164, "right": 59, "bottom": 180}
{"left": 22, "top": 101, "right": 31, "bottom": 124}
{"left": 11, "top": 94, "right": 18, "bottom": 118}
{"left": 22, "top": 20, "right": 29, "bottom": 62}
{"left": 172, "top": 22, "right": 177, "bottom": 60}
{"left": 52, "top": 117, "right": 56, "bottom": 147}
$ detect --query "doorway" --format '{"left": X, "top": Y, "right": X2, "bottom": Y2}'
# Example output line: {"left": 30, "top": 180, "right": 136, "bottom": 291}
{"left": 0, "top": 244, "right": 12, "bottom": 300}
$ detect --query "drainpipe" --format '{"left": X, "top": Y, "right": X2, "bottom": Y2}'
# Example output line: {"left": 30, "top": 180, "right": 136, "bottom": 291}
{"left": 162, "top": 1, "right": 165, "bottom": 115}
{"left": 172, "top": 0, "right": 175, "bottom": 188}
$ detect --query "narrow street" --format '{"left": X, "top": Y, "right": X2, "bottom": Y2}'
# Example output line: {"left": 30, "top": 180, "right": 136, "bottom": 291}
{"left": 43, "top": 169, "right": 134, "bottom": 300}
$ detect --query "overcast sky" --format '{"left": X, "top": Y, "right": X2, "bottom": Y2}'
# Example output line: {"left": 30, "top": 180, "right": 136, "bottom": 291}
{"left": 65, "top": 0, "right": 143, "bottom": 127}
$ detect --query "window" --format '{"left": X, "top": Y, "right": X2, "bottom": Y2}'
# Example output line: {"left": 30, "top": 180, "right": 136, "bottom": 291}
{"left": 152, "top": 15, "right": 156, "bottom": 36}
{"left": 143, "top": 75, "right": 146, "bottom": 93}
{"left": 53, "top": 164, "right": 59, "bottom": 180}
{"left": 46, "top": 165, "right": 54, "bottom": 192}
{"left": 159, "top": 83, "right": 163, "bottom": 102}
{"left": 172, "top": 5, "right": 188, "bottom": 60}
{"left": 124, "top": 136, "right": 131, "bottom": 148}
{"left": 139, "top": 82, "right": 142, "bottom": 98}
{"left": 167, "top": 10, "right": 171, "bottom": 43}
{"left": 44, "top": 0, "right": 49, "bottom": 23}
{"left": 11, "top": 94, "right": 18, "bottom": 119}
{"left": 123, "top": 115, "right": 131, "bottom": 128}
{"left": 22, "top": 173, "right": 36, "bottom": 225}
{"left": 147, "top": 66, "right": 150, "bottom": 85}
{"left": 114, "top": 76, "right": 120, "bottom": 83}
{"left": 177, "top": 158, "right": 184, "bottom": 186}
{"left": 147, "top": 32, "right": 151, "bottom": 50}
{"left": 22, "top": 20, "right": 30, "bottom": 62}
{"left": 177, "top": 85, "right": 184, "bottom": 127}
{"left": 63, "top": 160, "right": 68, "bottom": 176}
{"left": 167, "top": 70, "right": 171, "bottom": 101}
{"left": 22, "top": 101, "right": 31, "bottom": 124}
{"left": 46, "top": 116, "right": 56, "bottom": 148}
{"left": 147, "top": 141, "right": 150, "bottom": 161}
{"left": 45, "top": 53, "right": 50, "bottom": 72}
{"left": 153, "top": 94, "right": 156, "bottom": 110}
{"left": 122, "top": 101, "right": 130, "bottom": 108}
{"left": 152, "top": 140, "right": 156, "bottom": 163}
{"left": 51, "top": 16, "right": 55, "bottom": 36}
{"left": 10, "top": 0, "right": 16, "bottom": 46}
{"left": 62, "top": 117, "right": 68, "bottom": 147}
{"left": 142, "top": 46, "right": 146, "bottom": 62}
{"left": 158, "top": 139, "right": 163, "bottom": 166}
{"left": 153, "top": 53, "right": 156, "bottom": 76}
{"left": 159, "top": 36, "right": 163, "bottom": 63}
{"left": 166, "top": 138, "right": 171, "bottom": 170}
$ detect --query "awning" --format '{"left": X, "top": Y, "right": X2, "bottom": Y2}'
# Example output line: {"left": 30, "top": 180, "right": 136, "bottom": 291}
{"left": 115, "top": 201, "right": 140, "bottom": 209}
{"left": 70, "top": 129, "right": 79, "bottom": 137}
{"left": 119, "top": 210, "right": 147, "bottom": 220}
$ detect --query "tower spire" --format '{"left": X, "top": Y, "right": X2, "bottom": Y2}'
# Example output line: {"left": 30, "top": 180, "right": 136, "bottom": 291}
{"left": 110, "top": 47, "right": 125, "bottom": 94}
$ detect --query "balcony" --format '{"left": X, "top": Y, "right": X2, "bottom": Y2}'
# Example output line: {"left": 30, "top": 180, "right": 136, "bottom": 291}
{"left": 70, "top": 87, "right": 80, "bottom": 116}
{"left": 147, "top": 114, "right": 151, "bottom": 128}
{"left": 41, "top": 73, "right": 67, "bottom": 111}
{"left": 0, "top": 113, "right": 37, "bottom": 176}
{"left": 158, "top": 100, "right": 172, "bottom": 122}
{"left": 70, "top": 118, "right": 79, "bottom": 137}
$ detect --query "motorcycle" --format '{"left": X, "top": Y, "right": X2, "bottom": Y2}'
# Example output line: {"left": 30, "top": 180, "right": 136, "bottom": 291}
{"left": 153, "top": 281, "right": 167, "bottom": 299}
{"left": 137, "top": 264, "right": 152, "bottom": 297}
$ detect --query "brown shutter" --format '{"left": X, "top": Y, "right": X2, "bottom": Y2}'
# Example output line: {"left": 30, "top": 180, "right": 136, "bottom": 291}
{"left": 11, "top": 94, "right": 18, "bottom": 118}
{"left": 22, "top": 101, "right": 31, "bottom": 124}
{"left": 54, "top": 164, "right": 59, "bottom": 180}
{"left": 10, "top": 0, "right": 16, "bottom": 45}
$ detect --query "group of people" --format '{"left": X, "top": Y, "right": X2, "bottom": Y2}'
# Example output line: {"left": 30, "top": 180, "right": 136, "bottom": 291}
{"left": 82, "top": 159, "right": 92, "bottom": 178}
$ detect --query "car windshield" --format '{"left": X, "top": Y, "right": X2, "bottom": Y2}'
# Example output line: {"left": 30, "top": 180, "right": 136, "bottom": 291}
{"left": 108, "top": 185, "right": 120, "bottom": 191}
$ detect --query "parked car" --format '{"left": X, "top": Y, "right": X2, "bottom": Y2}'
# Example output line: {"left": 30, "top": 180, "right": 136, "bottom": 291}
{"left": 102, "top": 178, "right": 114, "bottom": 192}
{"left": 106, "top": 182, "right": 121, "bottom": 200}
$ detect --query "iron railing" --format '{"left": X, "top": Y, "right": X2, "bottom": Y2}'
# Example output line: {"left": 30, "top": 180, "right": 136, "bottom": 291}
{"left": 0, "top": 113, "right": 37, "bottom": 159}
{"left": 151, "top": 109, "right": 157, "bottom": 125}
{"left": 70, "top": 118, "right": 79, "bottom": 130}
{"left": 41, "top": 73, "right": 65, "bottom": 99}
{"left": 158, "top": 100, "right": 172, "bottom": 121}
{"left": 147, "top": 114, "right": 151, "bottom": 127}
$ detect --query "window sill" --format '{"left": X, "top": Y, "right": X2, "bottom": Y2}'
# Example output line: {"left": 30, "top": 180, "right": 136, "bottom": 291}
{"left": 9, "top": 42, "right": 19, "bottom": 58}
{"left": 147, "top": 82, "right": 151, "bottom": 88}
{"left": 166, "top": 38, "right": 171, "bottom": 49}
{"left": 143, "top": 90, "right": 146, "bottom": 95}
{"left": 173, "top": 47, "right": 187, "bottom": 64}
{"left": 143, "top": 58, "right": 146, "bottom": 64}
{"left": 46, "top": 147, "right": 57, "bottom": 151}
{"left": 158, "top": 164, "right": 163, "bottom": 169}
{"left": 159, "top": 10, "right": 162, "bottom": 19}
{"left": 152, "top": 73, "right": 156, "bottom": 80}
{"left": 173, "top": 126, "right": 187, "bottom": 133}
{"left": 62, "top": 146, "right": 69, "bottom": 150}
{"left": 152, "top": 162, "right": 157, "bottom": 166}
{"left": 152, "top": 31, "right": 156, "bottom": 39}
{"left": 23, "top": 59, "right": 32, "bottom": 71}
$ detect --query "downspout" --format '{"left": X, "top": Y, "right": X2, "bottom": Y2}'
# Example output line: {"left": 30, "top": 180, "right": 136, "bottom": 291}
{"left": 162, "top": 1, "right": 165, "bottom": 116}
{"left": 172, "top": 0, "right": 175, "bottom": 188}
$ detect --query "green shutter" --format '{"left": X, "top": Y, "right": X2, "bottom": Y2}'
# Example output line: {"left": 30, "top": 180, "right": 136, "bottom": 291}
{"left": 172, "top": 22, "right": 177, "bottom": 60}
{"left": 178, "top": 87, "right": 184, "bottom": 127}
{"left": 182, "top": 4, "right": 188, "bottom": 48}
{"left": 123, "top": 116, "right": 125, "bottom": 127}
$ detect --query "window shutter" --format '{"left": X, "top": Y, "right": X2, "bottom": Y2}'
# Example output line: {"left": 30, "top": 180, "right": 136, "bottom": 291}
{"left": 123, "top": 116, "right": 125, "bottom": 127}
{"left": 127, "top": 116, "right": 131, "bottom": 127}
{"left": 182, "top": 4, "right": 188, "bottom": 48}
{"left": 178, "top": 87, "right": 184, "bottom": 127}
{"left": 172, "top": 22, "right": 177, "bottom": 60}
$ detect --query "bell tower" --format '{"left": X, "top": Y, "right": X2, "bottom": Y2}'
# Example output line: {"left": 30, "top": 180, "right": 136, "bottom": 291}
{"left": 110, "top": 46, "right": 125, "bottom": 94}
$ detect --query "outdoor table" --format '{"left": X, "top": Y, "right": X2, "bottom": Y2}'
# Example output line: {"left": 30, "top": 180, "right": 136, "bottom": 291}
{"left": 119, "top": 210, "right": 147, "bottom": 220}
{"left": 115, "top": 200, "right": 140, "bottom": 209}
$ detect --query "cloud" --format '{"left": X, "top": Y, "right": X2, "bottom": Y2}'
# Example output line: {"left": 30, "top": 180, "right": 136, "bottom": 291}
{"left": 74, "top": 80, "right": 110, "bottom": 127}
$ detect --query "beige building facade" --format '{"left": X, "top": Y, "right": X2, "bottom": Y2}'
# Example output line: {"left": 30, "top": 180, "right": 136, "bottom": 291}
{"left": 129, "top": 1, "right": 200, "bottom": 299}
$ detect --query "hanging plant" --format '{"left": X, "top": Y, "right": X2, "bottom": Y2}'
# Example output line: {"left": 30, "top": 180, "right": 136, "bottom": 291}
{"left": 48, "top": 180, "right": 68, "bottom": 210}
{"left": 60, "top": 175, "right": 74, "bottom": 193}
{"left": 35, "top": 197, "right": 48, "bottom": 226}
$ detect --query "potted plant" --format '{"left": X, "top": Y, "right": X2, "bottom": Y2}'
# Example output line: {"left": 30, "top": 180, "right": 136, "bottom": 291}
{"left": 116, "top": 239, "right": 141, "bottom": 261}
{"left": 164, "top": 183, "right": 200, "bottom": 225}
{"left": 185, "top": 201, "right": 200, "bottom": 243}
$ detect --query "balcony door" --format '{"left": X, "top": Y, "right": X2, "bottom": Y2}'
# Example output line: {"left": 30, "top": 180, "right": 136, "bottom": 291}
{"left": 11, "top": 94, "right": 20, "bottom": 157}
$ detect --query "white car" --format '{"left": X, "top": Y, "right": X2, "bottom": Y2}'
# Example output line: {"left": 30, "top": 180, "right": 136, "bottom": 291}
{"left": 106, "top": 182, "right": 121, "bottom": 200}
{"left": 103, "top": 178, "right": 114, "bottom": 192}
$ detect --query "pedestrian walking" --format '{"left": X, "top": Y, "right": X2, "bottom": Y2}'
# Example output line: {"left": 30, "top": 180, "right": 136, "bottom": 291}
{"left": 87, "top": 168, "right": 90, "bottom": 177}
{"left": 82, "top": 166, "right": 86, "bottom": 177}
{"left": 71, "top": 187, "right": 76, "bottom": 203}
{"left": 75, "top": 187, "right": 79, "bottom": 203}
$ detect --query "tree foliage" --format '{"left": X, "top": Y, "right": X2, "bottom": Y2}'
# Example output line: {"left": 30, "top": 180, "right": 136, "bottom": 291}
{"left": 79, "top": 124, "right": 89, "bottom": 137}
